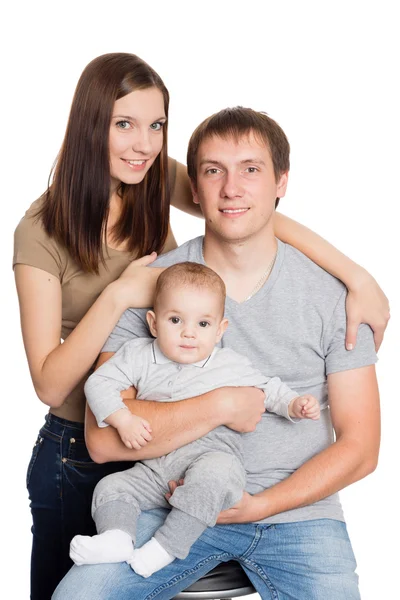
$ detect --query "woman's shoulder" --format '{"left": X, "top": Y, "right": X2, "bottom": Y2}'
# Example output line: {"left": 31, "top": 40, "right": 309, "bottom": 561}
{"left": 13, "top": 196, "right": 67, "bottom": 278}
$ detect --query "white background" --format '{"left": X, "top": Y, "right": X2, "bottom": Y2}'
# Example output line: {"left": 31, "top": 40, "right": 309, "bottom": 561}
{"left": 1, "top": 1, "right": 399, "bottom": 598}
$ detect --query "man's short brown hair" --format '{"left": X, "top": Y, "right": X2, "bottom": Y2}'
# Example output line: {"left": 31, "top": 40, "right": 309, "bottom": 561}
{"left": 154, "top": 262, "right": 226, "bottom": 315}
{"left": 187, "top": 106, "right": 290, "bottom": 186}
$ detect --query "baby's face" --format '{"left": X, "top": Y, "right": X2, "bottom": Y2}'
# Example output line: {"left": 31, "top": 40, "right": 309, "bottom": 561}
{"left": 147, "top": 285, "right": 227, "bottom": 364}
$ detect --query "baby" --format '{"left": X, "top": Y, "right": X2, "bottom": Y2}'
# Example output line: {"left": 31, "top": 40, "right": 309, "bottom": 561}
{"left": 70, "top": 262, "right": 319, "bottom": 578}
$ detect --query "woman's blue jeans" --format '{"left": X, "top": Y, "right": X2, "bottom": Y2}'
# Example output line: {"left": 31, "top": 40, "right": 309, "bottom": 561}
{"left": 27, "top": 413, "right": 134, "bottom": 600}
{"left": 52, "top": 509, "right": 360, "bottom": 600}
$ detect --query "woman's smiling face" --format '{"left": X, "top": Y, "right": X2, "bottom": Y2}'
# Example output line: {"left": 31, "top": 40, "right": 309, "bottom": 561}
{"left": 109, "top": 87, "right": 166, "bottom": 187}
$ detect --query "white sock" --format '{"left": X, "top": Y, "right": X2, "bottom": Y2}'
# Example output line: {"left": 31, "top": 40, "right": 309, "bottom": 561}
{"left": 70, "top": 529, "right": 134, "bottom": 565}
{"left": 128, "top": 537, "right": 175, "bottom": 578}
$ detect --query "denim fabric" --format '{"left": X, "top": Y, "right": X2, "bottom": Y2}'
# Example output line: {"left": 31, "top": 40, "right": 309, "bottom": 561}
{"left": 52, "top": 511, "right": 360, "bottom": 600}
{"left": 27, "top": 413, "right": 134, "bottom": 600}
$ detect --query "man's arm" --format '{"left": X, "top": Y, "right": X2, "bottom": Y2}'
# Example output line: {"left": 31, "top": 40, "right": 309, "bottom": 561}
{"left": 217, "top": 365, "right": 380, "bottom": 523}
{"left": 86, "top": 351, "right": 266, "bottom": 463}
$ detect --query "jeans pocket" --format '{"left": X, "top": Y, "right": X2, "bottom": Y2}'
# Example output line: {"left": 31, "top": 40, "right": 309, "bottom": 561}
{"left": 26, "top": 435, "right": 44, "bottom": 487}
{"left": 65, "top": 436, "right": 101, "bottom": 468}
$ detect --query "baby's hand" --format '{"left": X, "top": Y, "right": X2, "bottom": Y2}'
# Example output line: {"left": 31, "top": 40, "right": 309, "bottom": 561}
{"left": 106, "top": 409, "right": 152, "bottom": 449}
{"left": 289, "top": 395, "right": 320, "bottom": 420}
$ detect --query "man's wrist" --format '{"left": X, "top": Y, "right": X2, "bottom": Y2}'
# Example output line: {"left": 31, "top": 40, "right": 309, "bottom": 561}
{"left": 213, "top": 388, "right": 235, "bottom": 427}
{"left": 253, "top": 491, "right": 272, "bottom": 521}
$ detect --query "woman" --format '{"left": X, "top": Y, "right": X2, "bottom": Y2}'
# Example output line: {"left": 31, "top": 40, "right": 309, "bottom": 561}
{"left": 13, "top": 53, "right": 388, "bottom": 600}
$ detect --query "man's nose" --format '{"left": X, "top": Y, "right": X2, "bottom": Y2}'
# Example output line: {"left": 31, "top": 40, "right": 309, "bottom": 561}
{"left": 221, "top": 172, "right": 243, "bottom": 198}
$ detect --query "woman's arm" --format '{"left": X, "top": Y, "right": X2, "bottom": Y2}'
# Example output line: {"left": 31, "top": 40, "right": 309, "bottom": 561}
{"left": 85, "top": 385, "right": 266, "bottom": 463}
{"left": 274, "top": 212, "right": 390, "bottom": 350}
{"left": 14, "top": 256, "right": 162, "bottom": 407}
{"left": 170, "top": 161, "right": 202, "bottom": 218}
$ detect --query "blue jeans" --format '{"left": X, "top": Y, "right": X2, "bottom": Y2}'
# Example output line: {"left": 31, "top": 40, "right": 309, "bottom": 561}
{"left": 52, "top": 509, "right": 360, "bottom": 600}
{"left": 27, "top": 413, "right": 134, "bottom": 600}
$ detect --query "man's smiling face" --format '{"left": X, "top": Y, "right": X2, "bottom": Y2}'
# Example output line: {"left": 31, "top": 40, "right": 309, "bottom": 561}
{"left": 192, "top": 132, "right": 288, "bottom": 245}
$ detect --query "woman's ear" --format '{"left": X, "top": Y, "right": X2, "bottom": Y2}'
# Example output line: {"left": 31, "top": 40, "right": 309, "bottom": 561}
{"left": 146, "top": 310, "right": 158, "bottom": 337}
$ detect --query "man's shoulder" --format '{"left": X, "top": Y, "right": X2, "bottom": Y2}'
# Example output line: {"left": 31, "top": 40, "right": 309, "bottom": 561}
{"left": 212, "top": 347, "right": 249, "bottom": 362}
{"left": 152, "top": 236, "right": 204, "bottom": 268}
{"left": 122, "top": 337, "right": 154, "bottom": 352}
{"left": 283, "top": 242, "right": 346, "bottom": 296}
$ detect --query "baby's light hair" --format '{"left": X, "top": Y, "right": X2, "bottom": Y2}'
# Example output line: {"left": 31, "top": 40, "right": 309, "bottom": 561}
{"left": 154, "top": 262, "right": 226, "bottom": 315}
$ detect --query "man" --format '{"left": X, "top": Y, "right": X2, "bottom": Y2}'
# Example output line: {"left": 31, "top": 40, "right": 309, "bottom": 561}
{"left": 53, "top": 107, "right": 380, "bottom": 599}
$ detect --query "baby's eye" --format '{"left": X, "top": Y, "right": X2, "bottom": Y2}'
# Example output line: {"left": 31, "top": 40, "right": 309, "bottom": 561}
{"left": 170, "top": 317, "right": 181, "bottom": 325}
{"left": 199, "top": 321, "right": 210, "bottom": 328}
{"left": 116, "top": 120, "right": 131, "bottom": 130}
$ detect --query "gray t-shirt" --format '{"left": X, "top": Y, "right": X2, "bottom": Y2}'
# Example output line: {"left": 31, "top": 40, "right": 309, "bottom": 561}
{"left": 103, "top": 237, "right": 377, "bottom": 524}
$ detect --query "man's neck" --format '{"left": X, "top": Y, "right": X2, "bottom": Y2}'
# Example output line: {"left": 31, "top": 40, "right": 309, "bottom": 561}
{"left": 203, "top": 229, "right": 277, "bottom": 275}
{"left": 202, "top": 228, "right": 278, "bottom": 303}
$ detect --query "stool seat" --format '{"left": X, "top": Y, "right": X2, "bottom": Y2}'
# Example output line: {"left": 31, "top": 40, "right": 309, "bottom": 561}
{"left": 174, "top": 561, "right": 255, "bottom": 599}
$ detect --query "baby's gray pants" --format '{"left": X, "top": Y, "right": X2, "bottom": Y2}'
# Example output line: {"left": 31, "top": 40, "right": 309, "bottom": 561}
{"left": 92, "top": 429, "right": 245, "bottom": 559}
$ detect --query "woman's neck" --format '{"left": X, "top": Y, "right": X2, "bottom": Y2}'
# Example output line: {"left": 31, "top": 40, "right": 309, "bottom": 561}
{"left": 105, "top": 189, "right": 126, "bottom": 250}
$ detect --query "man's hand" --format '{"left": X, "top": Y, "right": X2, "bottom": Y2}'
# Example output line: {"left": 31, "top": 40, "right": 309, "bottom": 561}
{"left": 216, "top": 492, "right": 267, "bottom": 524}
{"left": 289, "top": 395, "right": 320, "bottom": 420}
{"left": 220, "top": 387, "right": 266, "bottom": 432}
{"left": 105, "top": 408, "right": 152, "bottom": 450}
{"left": 165, "top": 484, "right": 268, "bottom": 525}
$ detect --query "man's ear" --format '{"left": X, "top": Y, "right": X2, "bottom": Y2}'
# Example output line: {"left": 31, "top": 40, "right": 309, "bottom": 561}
{"left": 190, "top": 180, "right": 200, "bottom": 205}
{"left": 146, "top": 310, "right": 157, "bottom": 337}
{"left": 276, "top": 171, "right": 289, "bottom": 199}
{"left": 216, "top": 318, "right": 229, "bottom": 343}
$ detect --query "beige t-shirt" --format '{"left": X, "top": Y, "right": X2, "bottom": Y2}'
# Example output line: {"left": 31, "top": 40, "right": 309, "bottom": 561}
{"left": 13, "top": 157, "right": 182, "bottom": 422}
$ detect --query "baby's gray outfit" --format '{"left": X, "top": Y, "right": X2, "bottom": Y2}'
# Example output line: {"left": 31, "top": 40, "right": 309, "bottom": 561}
{"left": 85, "top": 338, "right": 299, "bottom": 559}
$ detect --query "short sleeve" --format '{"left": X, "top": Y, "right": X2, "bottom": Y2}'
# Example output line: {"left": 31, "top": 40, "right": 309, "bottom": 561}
{"left": 323, "top": 290, "right": 377, "bottom": 375}
{"left": 102, "top": 307, "right": 152, "bottom": 353}
{"left": 13, "top": 210, "right": 64, "bottom": 280}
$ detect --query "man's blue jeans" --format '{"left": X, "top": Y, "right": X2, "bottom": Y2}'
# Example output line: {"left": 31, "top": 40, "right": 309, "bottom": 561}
{"left": 52, "top": 508, "right": 360, "bottom": 600}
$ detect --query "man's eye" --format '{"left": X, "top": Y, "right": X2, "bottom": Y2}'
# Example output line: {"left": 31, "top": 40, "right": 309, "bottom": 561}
{"left": 246, "top": 167, "right": 258, "bottom": 173}
{"left": 150, "top": 122, "right": 164, "bottom": 131}
{"left": 170, "top": 317, "right": 181, "bottom": 324}
{"left": 206, "top": 168, "right": 220, "bottom": 175}
{"left": 199, "top": 321, "right": 210, "bottom": 328}
{"left": 116, "top": 120, "right": 131, "bottom": 130}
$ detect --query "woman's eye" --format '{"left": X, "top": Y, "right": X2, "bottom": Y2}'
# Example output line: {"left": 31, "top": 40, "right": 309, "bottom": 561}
{"left": 170, "top": 317, "right": 181, "bottom": 324}
{"left": 150, "top": 122, "right": 164, "bottom": 131}
{"left": 116, "top": 120, "right": 131, "bottom": 130}
{"left": 199, "top": 321, "right": 210, "bottom": 328}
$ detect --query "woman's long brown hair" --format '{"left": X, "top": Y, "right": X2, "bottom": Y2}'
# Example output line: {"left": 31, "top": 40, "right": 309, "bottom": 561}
{"left": 38, "top": 53, "right": 170, "bottom": 273}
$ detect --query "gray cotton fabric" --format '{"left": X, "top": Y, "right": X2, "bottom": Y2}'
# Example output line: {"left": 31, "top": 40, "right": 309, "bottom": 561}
{"left": 85, "top": 340, "right": 299, "bottom": 426}
{"left": 102, "top": 237, "right": 377, "bottom": 524}
{"left": 88, "top": 340, "right": 299, "bottom": 557}
{"left": 93, "top": 446, "right": 245, "bottom": 559}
